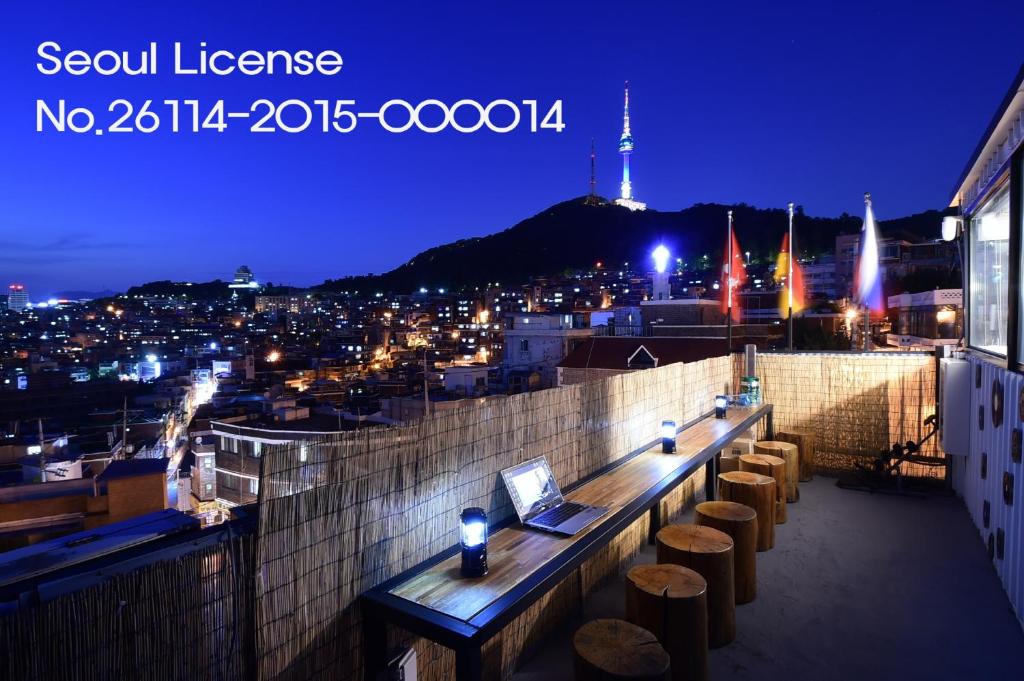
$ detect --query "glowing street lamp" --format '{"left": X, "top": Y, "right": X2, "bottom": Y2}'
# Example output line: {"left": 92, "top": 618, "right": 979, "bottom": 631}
{"left": 266, "top": 350, "right": 281, "bottom": 362}
{"left": 652, "top": 245, "right": 671, "bottom": 274}
{"left": 460, "top": 507, "right": 488, "bottom": 577}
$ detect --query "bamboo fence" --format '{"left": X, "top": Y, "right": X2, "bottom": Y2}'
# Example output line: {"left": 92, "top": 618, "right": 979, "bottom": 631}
{"left": 0, "top": 530, "right": 255, "bottom": 681}
{"left": 253, "top": 356, "right": 732, "bottom": 681}
{"left": 743, "top": 351, "right": 944, "bottom": 477}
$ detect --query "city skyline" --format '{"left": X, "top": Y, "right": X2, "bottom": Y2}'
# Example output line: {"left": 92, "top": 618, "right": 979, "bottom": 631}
{"left": 3, "top": 1, "right": 1023, "bottom": 295}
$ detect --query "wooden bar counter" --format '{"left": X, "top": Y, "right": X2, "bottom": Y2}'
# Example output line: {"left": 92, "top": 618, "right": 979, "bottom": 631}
{"left": 362, "top": 403, "right": 773, "bottom": 681}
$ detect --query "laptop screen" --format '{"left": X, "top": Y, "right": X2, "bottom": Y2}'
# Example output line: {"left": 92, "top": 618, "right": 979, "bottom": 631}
{"left": 502, "top": 457, "right": 563, "bottom": 520}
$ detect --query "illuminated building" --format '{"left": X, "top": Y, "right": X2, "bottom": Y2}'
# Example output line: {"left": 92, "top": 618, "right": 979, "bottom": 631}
{"left": 613, "top": 82, "right": 646, "bottom": 212}
{"left": 7, "top": 284, "right": 29, "bottom": 312}
{"left": 229, "top": 265, "right": 259, "bottom": 289}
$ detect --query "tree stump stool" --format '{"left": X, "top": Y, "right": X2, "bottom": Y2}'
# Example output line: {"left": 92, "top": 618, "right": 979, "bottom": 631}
{"left": 655, "top": 524, "right": 735, "bottom": 648}
{"left": 719, "top": 455, "right": 740, "bottom": 475}
{"left": 753, "top": 440, "right": 800, "bottom": 503}
{"left": 573, "top": 618, "right": 671, "bottom": 681}
{"left": 777, "top": 430, "right": 816, "bottom": 481}
{"left": 694, "top": 501, "right": 758, "bottom": 604}
{"left": 625, "top": 564, "right": 708, "bottom": 681}
{"left": 739, "top": 453, "right": 787, "bottom": 524}
{"left": 718, "top": 471, "right": 776, "bottom": 551}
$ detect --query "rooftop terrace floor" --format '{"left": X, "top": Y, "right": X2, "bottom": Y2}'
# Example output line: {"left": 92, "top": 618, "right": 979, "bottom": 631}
{"left": 512, "top": 477, "right": 1024, "bottom": 681}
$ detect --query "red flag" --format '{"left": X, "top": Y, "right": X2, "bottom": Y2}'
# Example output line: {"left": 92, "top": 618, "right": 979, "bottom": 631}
{"left": 721, "top": 229, "right": 747, "bottom": 322}
{"left": 774, "top": 233, "right": 805, "bottom": 316}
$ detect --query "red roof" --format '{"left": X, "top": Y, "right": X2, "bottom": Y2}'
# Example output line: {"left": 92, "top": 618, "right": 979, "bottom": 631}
{"left": 557, "top": 337, "right": 729, "bottom": 370}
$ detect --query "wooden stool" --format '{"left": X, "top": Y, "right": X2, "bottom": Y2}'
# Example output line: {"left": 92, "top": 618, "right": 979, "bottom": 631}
{"left": 777, "top": 430, "right": 816, "bottom": 481}
{"left": 655, "top": 524, "right": 735, "bottom": 648}
{"left": 753, "top": 440, "right": 799, "bottom": 503}
{"left": 718, "top": 471, "right": 776, "bottom": 551}
{"left": 694, "top": 501, "right": 758, "bottom": 604}
{"left": 739, "top": 453, "right": 787, "bottom": 524}
{"left": 719, "top": 455, "right": 740, "bottom": 474}
{"left": 573, "top": 618, "right": 671, "bottom": 681}
{"left": 625, "top": 564, "right": 708, "bottom": 681}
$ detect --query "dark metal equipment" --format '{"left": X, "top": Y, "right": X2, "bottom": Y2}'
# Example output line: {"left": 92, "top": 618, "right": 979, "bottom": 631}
{"left": 837, "top": 415, "right": 951, "bottom": 497}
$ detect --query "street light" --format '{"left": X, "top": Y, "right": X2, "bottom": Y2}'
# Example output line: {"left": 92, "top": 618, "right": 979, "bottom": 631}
{"left": 652, "top": 245, "right": 671, "bottom": 274}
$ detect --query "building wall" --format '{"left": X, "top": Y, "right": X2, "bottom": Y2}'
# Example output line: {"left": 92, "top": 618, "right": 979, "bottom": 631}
{"left": 951, "top": 357, "right": 1024, "bottom": 628}
{"left": 106, "top": 473, "right": 167, "bottom": 520}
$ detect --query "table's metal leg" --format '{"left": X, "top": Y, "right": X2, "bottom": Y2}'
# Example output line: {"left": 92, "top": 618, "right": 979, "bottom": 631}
{"left": 704, "top": 454, "right": 718, "bottom": 501}
{"left": 456, "top": 645, "right": 483, "bottom": 681}
{"left": 648, "top": 502, "right": 662, "bottom": 544}
{"left": 362, "top": 608, "right": 388, "bottom": 681}
{"left": 765, "top": 407, "right": 774, "bottom": 439}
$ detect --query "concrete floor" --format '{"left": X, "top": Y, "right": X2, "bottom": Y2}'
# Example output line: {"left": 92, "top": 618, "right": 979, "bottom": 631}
{"left": 512, "top": 478, "right": 1024, "bottom": 681}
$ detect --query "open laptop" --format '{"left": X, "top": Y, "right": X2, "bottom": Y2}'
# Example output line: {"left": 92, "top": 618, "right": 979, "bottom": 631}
{"left": 501, "top": 457, "right": 608, "bottom": 536}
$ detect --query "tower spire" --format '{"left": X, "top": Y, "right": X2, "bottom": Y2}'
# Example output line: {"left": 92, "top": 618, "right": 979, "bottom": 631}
{"left": 614, "top": 80, "right": 645, "bottom": 211}
{"left": 585, "top": 138, "right": 600, "bottom": 205}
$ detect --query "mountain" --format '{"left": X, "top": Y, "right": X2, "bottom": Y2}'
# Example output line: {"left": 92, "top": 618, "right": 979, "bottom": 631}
{"left": 54, "top": 289, "right": 117, "bottom": 301}
{"left": 319, "top": 198, "right": 954, "bottom": 294}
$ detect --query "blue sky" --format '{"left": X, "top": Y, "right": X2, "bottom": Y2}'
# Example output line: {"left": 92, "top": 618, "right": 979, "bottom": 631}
{"left": 1, "top": 1, "right": 1021, "bottom": 295}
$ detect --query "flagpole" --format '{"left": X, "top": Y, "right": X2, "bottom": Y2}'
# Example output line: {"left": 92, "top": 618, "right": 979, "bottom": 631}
{"left": 787, "top": 202, "right": 794, "bottom": 351}
{"left": 863, "top": 193, "right": 871, "bottom": 352}
{"left": 727, "top": 209, "right": 733, "bottom": 352}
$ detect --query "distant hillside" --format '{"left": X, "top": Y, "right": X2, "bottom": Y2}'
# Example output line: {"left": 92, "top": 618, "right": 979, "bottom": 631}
{"left": 319, "top": 198, "right": 953, "bottom": 294}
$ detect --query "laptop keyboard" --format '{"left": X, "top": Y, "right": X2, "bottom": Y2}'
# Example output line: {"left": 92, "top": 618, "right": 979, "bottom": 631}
{"left": 532, "top": 502, "right": 586, "bottom": 527}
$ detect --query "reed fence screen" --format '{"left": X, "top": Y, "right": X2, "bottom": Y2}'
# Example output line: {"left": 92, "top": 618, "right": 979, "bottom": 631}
{"left": 745, "top": 351, "right": 943, "bottom": 476}
{"left": 0, "top": 530, "right": 255, "bottom": 681}
{"left": 253, "top": 356, "right": 732, "bottom": 680}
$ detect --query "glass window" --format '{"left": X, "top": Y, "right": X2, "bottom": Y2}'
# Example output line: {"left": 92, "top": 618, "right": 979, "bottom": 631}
{"left": 969, "top": 183, "right": 1010, "bottom": 355}
{"left": 1018, "top": 167, "right": 1024, "bottom": 363}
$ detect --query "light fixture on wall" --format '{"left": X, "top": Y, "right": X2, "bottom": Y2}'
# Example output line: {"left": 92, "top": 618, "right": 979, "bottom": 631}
{"left": 460, "top": 507, "right": 488, "bottom": 578}
{"left": 661, "top": 420, "right": 677, "bottom": 453}
{"left": 715, "top": 396, "right": 729, "bottom": 419}
{"left": 941, "top": 216, "right": 962, "bottom": 242}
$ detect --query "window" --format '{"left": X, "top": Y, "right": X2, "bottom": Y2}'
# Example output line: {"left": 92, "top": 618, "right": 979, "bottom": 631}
{"left": 969, "top": 183, "right": 1010, "bottom": 355}
{"left": 249, "top": 478, "right": 259, "bottom": 494}
{"left": 1019, "top": 166, "right": 1024, "bottom": 364}
{"left": 519, "top": 339, "right": 529, "bottom": 352}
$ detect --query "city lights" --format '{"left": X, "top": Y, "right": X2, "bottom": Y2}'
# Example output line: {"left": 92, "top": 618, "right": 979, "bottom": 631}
{"left": 266, "top": 350, "right": 281, "bottom": 362}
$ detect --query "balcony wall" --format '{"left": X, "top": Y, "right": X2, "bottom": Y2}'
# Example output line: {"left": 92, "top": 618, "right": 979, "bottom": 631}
{"left": 952, "top": 356, "right": 1024, "bottom": 627}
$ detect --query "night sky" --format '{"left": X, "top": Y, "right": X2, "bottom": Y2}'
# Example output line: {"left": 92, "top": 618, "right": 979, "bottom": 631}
{"left": 2, "top": 1, "right": 1022, "bottom": 296}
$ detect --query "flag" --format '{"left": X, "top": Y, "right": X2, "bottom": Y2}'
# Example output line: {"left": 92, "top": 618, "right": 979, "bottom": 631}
{"left": 721, "top": 228, "right": 747, "bottom": 322}
{"left": 856, "top": 195, "right": 885, "bottom": 313}
{"left": 774, "top": 232, "right": 804, "bottom": 317}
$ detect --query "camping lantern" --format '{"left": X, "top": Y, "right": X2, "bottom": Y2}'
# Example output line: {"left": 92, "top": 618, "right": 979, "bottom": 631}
{"left": 715, "top": 395, "right": 729, "bottom": 419}
{"left": 460, "top": 507, "right": 488, "bottom": 577}
{"left": 661, "top": 420, "right": 677, "bottom": 453}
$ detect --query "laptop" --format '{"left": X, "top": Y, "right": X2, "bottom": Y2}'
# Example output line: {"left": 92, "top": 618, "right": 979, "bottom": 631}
{"left": 501, "top": 457, "right": 608, "bottom": 536}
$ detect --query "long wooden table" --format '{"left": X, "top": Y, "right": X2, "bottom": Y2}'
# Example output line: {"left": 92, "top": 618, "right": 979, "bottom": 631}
{"left": 362, "top": 403, "right": 773, "bottom": 681}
